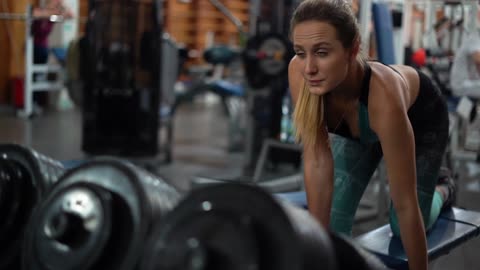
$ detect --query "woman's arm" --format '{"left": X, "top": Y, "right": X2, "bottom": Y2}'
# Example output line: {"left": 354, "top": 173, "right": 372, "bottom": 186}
{"left": 302, "top": 128, "right": 334, "bottom": 228}
{"left": 288, "top": 57, "right": 335, "bottom": 228}
{"left": 370, "top": 78, "right": 427, "bottom": 270}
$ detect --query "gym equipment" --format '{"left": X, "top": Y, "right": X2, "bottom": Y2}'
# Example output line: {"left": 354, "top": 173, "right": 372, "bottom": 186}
{"left": 22, "top": 158, "right": 181, "bottom": 270}
{"left": 242, "top": 0, "right": 299, "bottom": 169}
{"left": 172, "top": 45, "right": 244, "bottom": 107}
{"left": 158, "top": 33, "right": 185, "bottom": 163}
{"left": 192, "top": 1, "right": 302, "bottom": 194}
{"left": 275, "top": 177, "right": 389, "bottom": 223}
{"left": 356, "top": 207, "right": 480, "bottom": 270}
{"left": 81, "top": 0, "right": 163, "bottom": 157}
{"left": 275, "top": 191, "right": 309, "bottom": 209}
{"left": 0, "top": 5, "right": 67, "bottom": 117}
{"left": 277, "top": 191, "right": 480, "bottom": 269}
{"left": 0, "top": 144, "right": 65, "bottom": 270}
{"left": 66, "top": 32, "right": 182, "bottom": 163}
{"left": 243, "top": 33, "right": 294, "bottom": 89}
{"left": 372, "top": 2, "right": 397, "bottom": 64}
{"left": 425, "top": 48, "right": 453, "bottom": 96}
{"left": 192, "top": 137, "right": 303, "bottom": 193}
{"left": 402, "top": 0, "right": 478, "bottom": 54}
{"left": 328, "top": 232, "right": 388, "bottom": 270}
{"left": 172, "top": 43, "right": 247, "bottom": 153}
{"left": 208, "top": 0, "right": 245, "bottom": 35}
{"left": 140, "top": 183, "right": 337, "bottom": 270}
{"left": 204, "top": 45, "right": 240, "bottom": 69}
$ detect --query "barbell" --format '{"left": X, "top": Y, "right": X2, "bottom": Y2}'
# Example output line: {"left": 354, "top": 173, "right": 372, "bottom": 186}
{"left": 22, "top": 158, "right": 181, "bottom": 270}
{"left": 0, "top": 144, "right": 66, "bottom": 270}
{"left": 140, "top": 183, "right": 388, "bottom": 270}
{"left": 140, "top": 183, "right": 337, "bottom": 270}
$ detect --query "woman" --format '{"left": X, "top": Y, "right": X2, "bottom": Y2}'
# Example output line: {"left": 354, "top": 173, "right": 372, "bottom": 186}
{"left": 288, "top": 1, "right": 455, "bottom": 270}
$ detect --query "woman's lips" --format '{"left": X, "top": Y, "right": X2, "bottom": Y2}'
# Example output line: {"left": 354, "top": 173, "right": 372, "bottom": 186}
{"left": 308, "top": 79, "right": 325, "bottom": 86}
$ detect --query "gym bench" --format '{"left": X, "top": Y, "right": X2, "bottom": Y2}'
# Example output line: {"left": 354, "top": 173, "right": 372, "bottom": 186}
{"left": 276, "top": 191, "right": 480, "bottom": 269}
{"left": 356, "top": 207, "right": 480, "bottom": 269}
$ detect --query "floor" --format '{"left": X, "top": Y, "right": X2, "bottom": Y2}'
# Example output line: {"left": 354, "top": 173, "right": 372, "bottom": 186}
{"left": 0, "top": 97, "right": 479, "bottom": 269}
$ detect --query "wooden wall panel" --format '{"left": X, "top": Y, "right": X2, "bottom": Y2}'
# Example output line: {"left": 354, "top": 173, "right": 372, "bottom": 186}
{"left": 79, "top": 0, "right": 88, "bottom": 34}
{"left": 0, "top": 0, "right": 30, "bottom": 104}
{"left": 163, "top": 0, "right": 249, "bottom": 64}
{"left": 220, "top": 0, "right": 249, "bottom": 46}
{"left": 163, "top": 0, "right": 196, "bottom": 49}
{"left": 0, "top": 1, "right": 12, "bottom": 104}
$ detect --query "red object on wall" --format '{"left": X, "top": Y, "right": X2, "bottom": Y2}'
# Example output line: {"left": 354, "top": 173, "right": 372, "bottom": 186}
{"left": 10, "top": 77, "right": 24, "bottom": 108}
{"left": 411, "top": 48, "right": 426, "bottom": 67}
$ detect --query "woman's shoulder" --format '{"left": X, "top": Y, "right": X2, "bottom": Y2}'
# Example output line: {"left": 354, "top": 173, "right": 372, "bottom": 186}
{"left": 367, "top": 61, "right": 420, "bottom": 112}
{"left": 368, "top": 61, "right": 418, "bottom": 83}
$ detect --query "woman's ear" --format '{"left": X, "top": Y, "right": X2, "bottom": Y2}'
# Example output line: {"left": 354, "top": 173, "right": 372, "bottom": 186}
{"left": 349, "top": 38, "right": 360, "bottom": 62}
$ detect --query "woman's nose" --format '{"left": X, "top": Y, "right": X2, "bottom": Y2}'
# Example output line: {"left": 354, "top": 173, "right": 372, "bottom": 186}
{"left": 304, "top": 56, "right": 317, "bottom": 75}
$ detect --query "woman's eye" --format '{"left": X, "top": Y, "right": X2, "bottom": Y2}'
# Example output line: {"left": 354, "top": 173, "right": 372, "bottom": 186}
{"left": 295, "top": 51, "right": 305, "bottom": 57}
{"left": 316, "top": 51, "right": 328, "bottom": 57}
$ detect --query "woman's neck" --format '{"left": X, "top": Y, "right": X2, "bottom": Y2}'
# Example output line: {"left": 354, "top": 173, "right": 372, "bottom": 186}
{"left": 327, "top": 60, "right": 365, "bottom": 104}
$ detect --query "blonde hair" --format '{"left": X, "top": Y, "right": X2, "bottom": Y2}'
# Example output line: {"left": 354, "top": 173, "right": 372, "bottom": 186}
{"left": 292, "top": 81, "right": 325, "bottom": 150}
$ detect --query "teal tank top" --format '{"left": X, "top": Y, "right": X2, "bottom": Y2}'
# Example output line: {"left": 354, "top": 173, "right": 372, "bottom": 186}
{"left": 335, "top": 62, "right": 379, "bottom": 144}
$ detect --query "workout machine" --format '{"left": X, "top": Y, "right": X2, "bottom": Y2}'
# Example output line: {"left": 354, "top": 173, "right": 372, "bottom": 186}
{"left": 158, "top": 33, "right": 184, "bottom": 163}
{"left": 63, "top": 14, "right": 183, "bottom": 163}
{"left": 80, "top": 0, "right": 163, "bottom": 157}
{"left": 0, "top": 5, "right": 68, "bottom": 117}
{"left": 416, "top": 1, "right": 480, "bottom": 194}
{"left": 191, "top": 0, "right": 304, "bottom": 193}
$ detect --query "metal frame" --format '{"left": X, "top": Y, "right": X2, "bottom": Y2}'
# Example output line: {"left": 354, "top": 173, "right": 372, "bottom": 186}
{"left": 252, "top": 138, "right": 302, "bottom": 182}
{"left": 22, "top": 5, "right": 65, "bottom": 118}
{"left": 0, "top": 5, "right": 66, "bottom": 117}
{"left": 359, "top": 0, "right": 373, "bottom": 54}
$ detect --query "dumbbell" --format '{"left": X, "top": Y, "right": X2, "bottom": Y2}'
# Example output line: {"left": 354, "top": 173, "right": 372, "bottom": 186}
{"left": 0, "top": 143, "right": 66, "bottom": 270}
{"left": 140, "top": 183, "right": 337, "bottom": 270}
{"left": 22, "top": 158, "right": 181, "bottom": 270}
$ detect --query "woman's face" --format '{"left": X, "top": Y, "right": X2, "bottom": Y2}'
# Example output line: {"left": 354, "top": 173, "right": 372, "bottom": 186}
{"left": 292, "top": 21, "right": 353, "bottom": 96}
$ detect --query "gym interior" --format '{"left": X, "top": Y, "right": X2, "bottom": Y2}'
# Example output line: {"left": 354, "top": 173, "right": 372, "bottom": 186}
{"left": 0, "top": 0, "right": 480, "bottom": 269}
